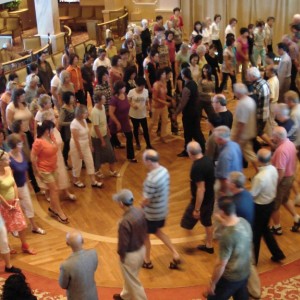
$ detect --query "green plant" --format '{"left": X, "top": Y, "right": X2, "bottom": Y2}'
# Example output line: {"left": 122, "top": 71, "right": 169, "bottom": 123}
{"left": 4, "top": 0, "right": 21, "bottom": 11}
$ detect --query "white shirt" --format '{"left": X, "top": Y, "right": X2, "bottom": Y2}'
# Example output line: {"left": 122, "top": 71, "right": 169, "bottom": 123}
{"left": 267, "top": 75, "right": 279, "bottom": 103}
{"left": 225, "top": 24, "right": 236, "bottom": 38}
{"left": 70, "top": 119, "right": 89, "bottom": 143}
{"left": 264, "top": 23, "right": 273, "bottom": 46}
{"left": 50, "top": 75, "right": 61, "bottom": 102}
{"left": 277, "top": 52, "right": 292, "bottom": 85}
{"left": 92, "top": 57, "right": 111, "bottom": 72}
{"left": 290, "top": 103, "right": 300, "bottom": 146}
{"left": 128, "top": 88, "right": 149, "bottom": 119}
{"left": 211, "top": 22, "right": 220, "bottom": 40}
{"left": 250, "top": 164, "right": 278, "bottom": 205}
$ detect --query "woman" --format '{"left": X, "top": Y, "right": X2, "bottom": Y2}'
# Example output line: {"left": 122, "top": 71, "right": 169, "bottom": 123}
{"left": 81, "top": 53, "right": 95, "bottom": 106}
{"left": 123, "top": 38, "right": 136, "bottom": 67}
{"left": 151, "top": 69, "right": 169, "bottom": 143}
{"left": 57, "top": 70, "right": 75, "bottom": 106}
{"left": 218, "top": 36, "right": 237, "bottom": 92}
{"left": 91, "top": 92, "right": 120, "bottom": 178}
{"left": 211, "top": 14, "right": 223, "bottom": 64}
{"left": 124, "top": 66, "right": 137, "bottom": 94}
{"left": 94, "top": 66, "right": 111, "bottom": 115}
{"left": 105, "top": 37, "right": 117, "bottom": 60}
{"left": 0, "top": 129, "right": 9, "bottom": 152}
{"left": 37, "top": 52, "right": 54, "bottom": 94}
{"left": 58, "top": 91, "right": 75, "bottom": 167}
{"left": 191, "top": 21, "right": 202, "bottom": 42}
{"left": 141, "top": 19, "right": 151, "bottom": 59}
{"left": 0, "top": 150, "right": 36, "bottom": 254}
{"left": 70, "top": 105, "right": 103, "bottom": 187}
{"left": 62, "top": 43, "right": 75, "bottom": 69}
{"left": 109, "top": 55, "right": 124, "bottom": 92}
{"left": 66, "top": 53, "right": 85, "bottom": 105}
{"left": 2, "top": 273, "right": 37, "bottom": 300}
{"left": 253, "top": 20, "right": 266, "bottom": 68}
{"left": 202, "top": 20, "right": 212, "bottom": 45}
{"left": 175, "top": 43, "right": 190, "bottom": 78}
{"left": 31, "top": 120, "right": 68, "bottom": 224}
{"left": 133, "top": 26, "right": 144, "bottom": 77}
{"left": 196, "top": 44, "right": 208, "bottom": 72}
{"left": 189, "top": 53, "right": 201, "bottom": 83}
{"left": 128, "top": 77, "right": 152, "bottom": 150}
{"left": 205, "top": 44, "right": 220, "bottom": 92}
{"left": 7, "top": 134, "right": 45, "bottom": 235}
{"left": 109, "top": 81, "right": 137, "bottom": 162}
{"left": 6, "top": 88, "right": 33, "bottom": 146}
{"left": 236, "top": 27, "right": 249, "bottom": 83}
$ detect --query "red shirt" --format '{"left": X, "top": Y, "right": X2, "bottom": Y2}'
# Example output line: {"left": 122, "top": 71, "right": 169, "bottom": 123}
{"left": 166, "top": 40, "right": 176, "bottom": 63}
{"left": 170, "top": 15, "right": 184, "bottom": 29}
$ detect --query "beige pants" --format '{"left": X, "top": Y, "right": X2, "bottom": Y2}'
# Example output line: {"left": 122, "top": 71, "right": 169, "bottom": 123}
{"left": 238, "top": 139, "right": 257, "bottom": 163}
{"left": 150, "top": 106, "right": 168, "bottom": 138}
{"left": 120, "top": 246, "right": 147, "bottom": 300}
{"left": 279, "top": 77, "right": 291, "bottom": 103}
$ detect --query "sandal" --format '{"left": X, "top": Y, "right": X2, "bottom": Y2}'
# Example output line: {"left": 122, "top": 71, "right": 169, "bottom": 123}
{"left": 48, "top": 208, "right": 69, "bottom": 224}
{"left": 66, "top": 194, "right": 77, "bottom": 201}
{"left": 22, "top": 247, "right": 37, "bottom": 255}
{"left": 91, "top": 181, "right": 103, "bottom": 188}
{"left": 10, "top": 249, "right": 17, "bottom": 255}
{"left": 73, "top": 181, "right": 86, "bottom": 188}
{"left": 142, "top": 261, "right": 154, "bottom": 269}
{"left": 169, "top": 258, "right": 181, "bottom": 270}
{"left": 32, "top": 228, "right": 46, "bottom": 235}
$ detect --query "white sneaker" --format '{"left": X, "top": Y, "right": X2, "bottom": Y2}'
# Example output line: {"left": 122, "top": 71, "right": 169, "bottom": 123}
{"left": 109, "top": 170, "right": 120, "bottom": 177}
{"left": 95, "top": 171, "right": 105, "bottom": 179}
{"left": 295, "top": 194, "right": 300, "bottom": 207}
{"left": 67, "top": 194, "right": 77, "bottom": 201}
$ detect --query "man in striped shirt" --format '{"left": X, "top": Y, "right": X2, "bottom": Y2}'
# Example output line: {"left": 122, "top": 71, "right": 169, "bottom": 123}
{"left": 141, "top": 149, "right": 181, "bottom": 269}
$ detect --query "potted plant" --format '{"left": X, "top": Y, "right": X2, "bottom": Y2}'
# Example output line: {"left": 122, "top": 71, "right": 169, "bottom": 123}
{"left": 4, "top": 0, "right": 21, "bottom": 12}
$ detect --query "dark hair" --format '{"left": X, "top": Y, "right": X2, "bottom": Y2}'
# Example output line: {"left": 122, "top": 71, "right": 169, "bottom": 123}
{"left": 248, "top": 23, "right": 254, "bottom": 30}
{"left": 240, "top": 27, "right": 248, "bottom": 35}
{"left": 111, "top": 55, "right": 121, "bottom": 67}
{"left": 124, "top": 38, "right": 134, "bottom": 49}
{"left": 37, "top": 120, "right": 55, "bottom": 138}
{"left": 119, "top": 48, "right": 129, "bottom": 56}
{"left": 156, "top": 15, "right": 163, "bottom": 22}
{"left": 124, "top": 66, "right": 137, "bottom": 83}
{"left": 113, "top": 80, "right": 126, "bottom": 95}
{"left": 165, "top": 30, "right": 174, "bottom": 39}
{"left": 181, "top": 67, "right": 192, "bottom": 80}
{"left": 8, "top": 73, "right": 18, "bottom": 82}
{"left": 226, "top": 36, "right": 235, "bottom": 47}
{"left": 229, "top": 18, "right": 237, "bottom": 25}
{"left": 193, "top": 21, "right": 202, "bottom": 33}
{"left": 181, "top": 62, "right": 190, "bottom": 69}
{"left": 256, "top": 20, "right": 265, "bottom": 27}
{"left": 190, "top": 53, "right": 199, "bottom": 63}
{"left": 277, "top": 42, "right": 288, "bottom": 52}
{"left": 11, "top": 120, "right": 22, "bottom": 134}
{"left": 266, "top": 51, "right": 276, "bottom": 61}
{"left": 62, "top": 91, "right": 75, "bottom": 105}
{"left": 193, "top": 34, "right": 203, "bottom": 44}
{"left": 156, "top": 68, "right": 166, "bottom": 81}
{"left": 28, "top": 62, "right": 38, "bottom": 73}
{"left": 135, "top": 76, "right": 146, "bottom": 87}
{"left": 226, "top": 33, "right": 235, "bottom": 40}
{"left": 267, "top": 16, "right": 275, "bottom": 22}
{"left": 96, "top": 66, "right": 109, "bottom": 84}
{"left": 56, "top": 65, "right": 64, "bottom": 74}
{"left": 173, "top": 7, "right": 180, "bottom": 13}
{"left": 83, "top": 53, "right": 92, "bottom": 63}
{"left": 11, "top": 88, "right": 25, "bottom": 108}
{"left": 93, "top": 91, "right": 106, "bottom": 103}
{"left": 209, "top": 44, "right": 216, "bottom": 51}
{"left": 202, "top": 64, "right": 213, "bottom": 81}
{"left": 69, "top": 53, "right": 79, "bottom": 65}
{"left": 214, "top": 95, "right": 227, "bottom": 106}
{"left": 65, "top": 43, "right": 73, "bottom": 56}
{"left": 105, "top": 37, "right": 114, "bottom": 45}
{"left": 2, "top": 273, "right": 35, "bottom": 300}
{"left": 98, "top": 48, "right": 106, "bottom": 55}
{"left": 0, "top": 128, "right": 6, "bottom": 139}
{"left": 7, "top": 133, "right": 21, "bottom": 149}
{"left": 218, "top": 198, "right": 236, "bottom": 216}
{"left": 156, "top": 26, "right": 165, "bottom": 33}
{"left": 150, "top": 49, "right": 159, "bottom": 58}
{"left": 164, "top": 66, "right": 172, "bottom": 75}
{"left": 214, "top": 14, "right": 221, "bottom": 21}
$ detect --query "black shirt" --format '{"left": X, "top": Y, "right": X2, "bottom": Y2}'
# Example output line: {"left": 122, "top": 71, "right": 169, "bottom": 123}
{"left": 190, "top": 156, "right": 215, "bottom": 204}
{"left": 141, "top": 28, "right": 151, "bottom": 57}
{"left": 219, "top": 110, "right": 233, "bottom": 129}
{"left": 205, "top": 53, "right": 220, "bottom": 73}
{"left": 81, "top": 64, "right": 94, "bottom": 89}
{"left": 145, "top": 61, "right": 158, "bottom": 87}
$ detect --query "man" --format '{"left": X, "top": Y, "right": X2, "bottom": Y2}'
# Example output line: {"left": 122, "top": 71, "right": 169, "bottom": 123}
{"left": 213, "top": 126, "right": 243, "bottom": 194}
{"left": 265, "top": 17, "right": 275, "bottom": 53}
{"left": 92, "top": 48, "right": 111, "bottom": 76}
{"left": 227, "top": 171, "right": 254, "bottom": 226}
{"left": 211, "top": 94, "right": 233, "bottom": 129}
{"left": 141, "top": 149, "right": 180, "bottom": 269}
{"left": 205, "top": 200, "right": 252, "bottom": 300}
{"left": 113, "top": 189, "right": 147, "bottom": 300}
{"left": 270, "top": 126, "right": 300, "bottom": 234}
{"left": 250, "top": 149, "right": 285, "bottom": 264}
{"left": 277, "top": 43, "right": 292, "bottom": 102}
{"left": 232, "top": 83, "right": 258, "bottom": 171}
{"left": 59, "top": 231, "right": 98, "bottom": 300}
{"left": 181, "top": 141, "right": 215, "bottom": 254}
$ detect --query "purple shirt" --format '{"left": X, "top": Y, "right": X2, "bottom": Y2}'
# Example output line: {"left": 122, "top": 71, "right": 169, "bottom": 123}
{"left": 109, "top": 95, "right": 131, "bottom": 134}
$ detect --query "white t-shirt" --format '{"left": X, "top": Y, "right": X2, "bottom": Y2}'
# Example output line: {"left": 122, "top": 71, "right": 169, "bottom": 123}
{"left": 128, "top": 88, "right": 149, "bottom": 119}
{"left": 35, "top": 108, "right": 56, "bottom": 123}
{"left": 92, "top": 57, "right": 111, "bottom": 72}
{"left": 90, "top": 105, "right": 107, "bottom": 138}
{"left": 50, "top": 75, "right": 61, "bottom": 102}
{"left": 225, "top": 25, "right": 236, "bottom": 38}
{"left": 6, "top": 102, "right": 32, "bottom": 132}
{"left": 232, "top": 96, "right": 257, "bottom": 140}
{"left": 211, "top": 22, "right": 220, "bottom": 40}
{"left": 70, "top": 119, "right": 89, "bottom": 143}
{"left": 267, "top": 75, "right": 279, "bottom": 104}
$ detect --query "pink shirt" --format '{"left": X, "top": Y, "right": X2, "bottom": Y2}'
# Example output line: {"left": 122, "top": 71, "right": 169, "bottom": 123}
{"left": 272, "top": 139, "right": 297, "bottom": 177}
{"left": 166, "top": 40, "right": 176, "bottom": 63}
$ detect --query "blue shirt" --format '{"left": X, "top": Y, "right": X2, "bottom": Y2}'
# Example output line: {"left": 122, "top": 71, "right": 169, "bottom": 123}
{"left": 215, "top": 141, "right": 243, "bottom": 179}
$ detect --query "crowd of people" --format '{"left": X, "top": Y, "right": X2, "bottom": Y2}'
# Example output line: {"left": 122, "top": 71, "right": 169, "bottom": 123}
{"left": 0, "top": 5, "right": 300, "bottom": 300}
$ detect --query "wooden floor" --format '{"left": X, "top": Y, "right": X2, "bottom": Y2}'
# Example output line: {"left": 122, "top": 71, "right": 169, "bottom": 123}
{"left": 7, "top": 96, "right": 300, "bottom": 290}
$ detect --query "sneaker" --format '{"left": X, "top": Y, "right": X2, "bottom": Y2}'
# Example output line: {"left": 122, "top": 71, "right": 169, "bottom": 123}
{"left": 5, "top": 266, "right": 21, "bottom": 273}
{"left": 197, "top": 244, "right": 214, "bottom": 254}
{"left": 270, "top": 226, "right": 283, "bottom": 235}
{"left": 95, "top": 171, "right": 105, "bottom": 179}
{"left": 109, "top": 170, "right": 120, "bottom": 177}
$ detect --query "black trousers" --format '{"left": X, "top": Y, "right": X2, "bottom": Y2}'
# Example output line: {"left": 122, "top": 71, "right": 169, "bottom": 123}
{"left": 84, "top": 85, "right": 94, "bottom": 106}
{"left": 219, "top": 72, "right": 237, "bottom": 92}
{"left": 130, "top": 117, "right": 152, "bottom": 148}
{"left": 111, "top": 131, "right": 135, "bottom": 159}
{"left": 267, "top": 44, "right": 273, "bottom": 53}
{"left": 253, "top": 201, "right": 285, "bottom": 264}
{"left": 75, "top": 89, "right": 86, "bottom": 106}
{"left": 27, "top": 162, "right": 40, "bottom": 193}
{"left": 136, "top": 53, "right": 144, "bottom": 77}
{"left": 212, "top": 39, "right": 223, "bottom": 64}
{"left": 182, "top": 112, "right": 206, "bottom": 153}
{"left": 290, "top": 62, "right": 300, "bottom": 94}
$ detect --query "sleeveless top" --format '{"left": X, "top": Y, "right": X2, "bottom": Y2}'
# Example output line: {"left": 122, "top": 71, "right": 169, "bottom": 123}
{"left": 236, "top": 36, "right": 249, "bottom": 62}
{"left": 0, "top": 172, "right": 15, "bottom": 200}
{"left": 10, "top": 152, "right": 28, "bottom": 188}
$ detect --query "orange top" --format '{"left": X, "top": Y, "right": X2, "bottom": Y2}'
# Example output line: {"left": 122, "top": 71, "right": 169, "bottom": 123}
{"left": 32, "top": 137, "right": 58, "bottom": 172}
{"left": 66, "top": 65, "right": 84, "bottom": 92}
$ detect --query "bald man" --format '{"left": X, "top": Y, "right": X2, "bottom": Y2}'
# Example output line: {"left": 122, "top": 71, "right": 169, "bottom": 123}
{"left": 59, "top": 231, "right": 98, "bottom": 300}
{"left": 181, "top": 141, "right": 215, "bottom": 254}
{"left": 250, "top": 148, "right": 285, "bottom": 264}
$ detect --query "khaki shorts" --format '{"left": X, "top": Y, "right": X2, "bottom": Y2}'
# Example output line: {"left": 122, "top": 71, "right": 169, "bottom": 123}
{"left": 39, "top": 171, "right": 57, "bottom": 184}
{"left": 274, "top": 176, "right": 294, "bottom": 210}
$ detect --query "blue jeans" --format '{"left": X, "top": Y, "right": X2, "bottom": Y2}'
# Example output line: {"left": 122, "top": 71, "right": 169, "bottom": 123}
{"left": 207, "top": 277, "right": 249, "bottom": 300}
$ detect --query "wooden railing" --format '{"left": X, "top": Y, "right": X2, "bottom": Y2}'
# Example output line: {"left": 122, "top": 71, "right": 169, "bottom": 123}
{"left": 95, "top": 7, "right": 128, "bottom": 45}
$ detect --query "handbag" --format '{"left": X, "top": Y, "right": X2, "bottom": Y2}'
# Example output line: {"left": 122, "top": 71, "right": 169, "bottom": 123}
{"left": 247, "top": 264, "right": 261, "bottom": 299}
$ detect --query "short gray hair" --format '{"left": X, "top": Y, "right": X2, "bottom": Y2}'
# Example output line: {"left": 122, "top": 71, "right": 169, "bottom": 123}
{"left": 247, "top": 67, "right": 261, "bottom": 79}
{"left": 60, "top": 70, "right": 70, "bottom": 84}
{"left": 275, "top": 103, "right": 290, "bottom": 118}
{"left": 196, "top": 44, "right": 206, "bottom": 54}
{"left": 233, "top": 83, "right": 248, "bottom": 95}
{"left": 229, "top": 171, "right": 245, "bottom": 188}
{"left": 38, "top": 94, "right": 51, "bottom": 108}
{"left": 180, "top": 43, "right": 189, "bottom": 51}
{"left": 214, "top": 125, "right": 231, "bottom": 141}
{"left": 75, "top": 104, "right": 87, "bottom": 119}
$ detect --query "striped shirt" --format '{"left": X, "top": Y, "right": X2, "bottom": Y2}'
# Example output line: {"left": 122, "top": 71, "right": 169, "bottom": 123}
{"left": 143, "top": 166, "right": 170, "bottom": 221}
{"left": 252, "top": 78, "right": 270, "bottom": 122}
